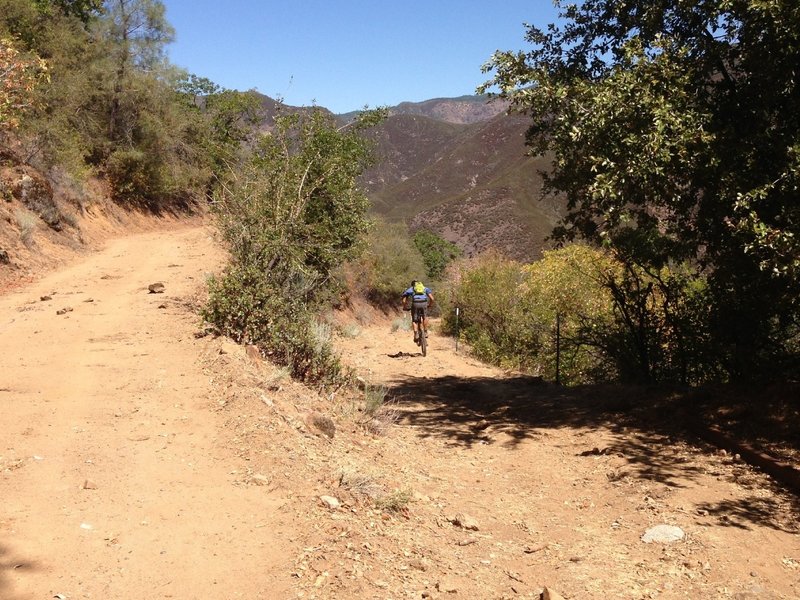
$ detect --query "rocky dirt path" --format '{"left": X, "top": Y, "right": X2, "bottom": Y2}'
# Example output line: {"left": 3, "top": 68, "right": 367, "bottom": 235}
{"left": 329, "top": 324, "right": 800, "bottom": 599}
{"left": 0, "top": 227, "right": 294, "bottom": 600}
{"left": 2, "top": 226, "right": 799, "bottom": 600}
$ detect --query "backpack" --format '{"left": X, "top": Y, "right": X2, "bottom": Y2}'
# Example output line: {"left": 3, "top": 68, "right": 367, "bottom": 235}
{"left": 412, "top": 281, "right": 428, "bottom": 306}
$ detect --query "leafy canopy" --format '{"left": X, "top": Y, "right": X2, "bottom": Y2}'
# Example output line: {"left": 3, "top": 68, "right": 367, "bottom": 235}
{"left": 481, "top": 0, "right": 800, "bottom": 381}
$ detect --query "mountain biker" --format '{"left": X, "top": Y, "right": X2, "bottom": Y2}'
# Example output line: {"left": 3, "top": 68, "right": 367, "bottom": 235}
{"left": 402, "top": 280, "right": 434, "bottom": 343}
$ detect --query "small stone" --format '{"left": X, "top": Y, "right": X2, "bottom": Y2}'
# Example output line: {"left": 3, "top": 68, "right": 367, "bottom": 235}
{"left": 409, "top": 559, "right": 428, "bottom": 571}
{"left": 56, "top": 307, "right": 73, "bottom": 315}
{"left": 542, "top": 587, "right": 566, "bottom": 600}
{"left": 437, "top": 579, "right": 458, "bottom": 594}
{"left": 250, "top": 474, "right": 270, "bottom": 486}
{"left": 457, "top": 537, "right": 478, "bottom": 546}
{"left": 157, "top": 303, "right": 167, "bottom": 309}
{"left": 82, "top": 479, "right": 97, "bottom": 490}
{"left": 641, "top": 524, "right": 685, "bottom": 544}
{"left": 449, "top": 513, "right": 479, "bottom": 531}
{"left": 320, "top": 495, "right": 340, "bottom": 509}
{"left": 148, "top": 282, "right": 165, "bottom": 294}
{"left": 40, "top": 295, "right": 52, "bottom": 301}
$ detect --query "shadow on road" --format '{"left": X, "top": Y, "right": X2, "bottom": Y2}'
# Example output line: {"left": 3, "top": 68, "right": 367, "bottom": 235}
{"left": 0, "top": 541, "right": 39, "bottom": 600}
{"left": 387, "top": 374, "right": 800, "bottom": 532}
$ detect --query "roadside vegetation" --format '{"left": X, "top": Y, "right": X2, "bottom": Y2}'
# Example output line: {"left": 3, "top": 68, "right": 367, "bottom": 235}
{"left": 202, "top": 108, "right": 385, "bottom": 388}
{"left": 1, "top": 0, "right": 260, "bottom": 210}
{"left": 4, "top": 0, "right": 797, "bottom": 393}
{"left": 461, "top": 0, "right": 799, "bottom": 385}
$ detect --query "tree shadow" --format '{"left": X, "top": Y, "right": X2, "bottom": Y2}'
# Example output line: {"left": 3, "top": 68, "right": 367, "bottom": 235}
{"left": 387, "top": 374, "right": 800, "bottom": 531}
{"left": 696, "top": 496, "right": 800, "bottom": 534}
{"left": 0, "top": 541, "right": 40, "bottom": 600}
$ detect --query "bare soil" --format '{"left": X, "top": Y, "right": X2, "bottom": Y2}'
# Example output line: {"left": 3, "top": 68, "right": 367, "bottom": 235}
{"left": 1, "top": 225, "right": 799, "bottom": 600}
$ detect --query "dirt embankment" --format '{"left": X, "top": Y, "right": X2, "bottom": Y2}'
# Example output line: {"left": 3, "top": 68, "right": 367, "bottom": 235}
{"left": 1, "top": 225, "right": 799, "bottom": 600}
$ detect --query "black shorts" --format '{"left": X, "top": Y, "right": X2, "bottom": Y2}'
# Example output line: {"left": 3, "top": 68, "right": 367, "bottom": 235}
{"left": 411, "top": 304, "right": 427, "bottom": 323}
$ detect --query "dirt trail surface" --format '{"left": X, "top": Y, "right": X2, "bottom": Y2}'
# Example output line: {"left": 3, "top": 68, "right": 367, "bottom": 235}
{"left": 2, "top": 225, "right": 799, "bottom": 600}
{"left": 0, "top": 227, "right": 295, "bottom": 599}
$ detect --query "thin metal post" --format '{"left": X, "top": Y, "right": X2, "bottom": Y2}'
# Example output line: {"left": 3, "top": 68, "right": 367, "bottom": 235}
{"left": 455, "top": 307, "right": 460, "bottom": 353}
{"left": 555, "top": 312, "right": 561, "bottom": 385}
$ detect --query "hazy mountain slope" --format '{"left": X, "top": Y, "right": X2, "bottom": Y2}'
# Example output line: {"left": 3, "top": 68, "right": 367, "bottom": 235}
{"left": 362, "top": 114, "right": 468, "bottom": 208}
{"left": 388, "top": 95, "right": 509, "bottom": 124}
{"left": 364, "top": 110, "right": 564, "bottom": 260}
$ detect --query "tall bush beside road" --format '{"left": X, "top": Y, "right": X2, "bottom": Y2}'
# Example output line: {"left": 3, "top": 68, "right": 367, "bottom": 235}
{"left": 441, "top": 252, "right": 538, "bottom": 372}
{"left": 203, "top": 108, "right": 384, "bottom": 387}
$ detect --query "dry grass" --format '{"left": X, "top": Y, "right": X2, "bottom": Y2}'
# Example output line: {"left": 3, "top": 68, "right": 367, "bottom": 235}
{"left": 15, "top": 208, "right": 37, "bottom": 247}
{"left": 375, "top": 488, "right": 413, "bottom": 513}
{"left": 337, "top": 468, "right": 384, "bottom": 500}
{"left": 360, "top": 385, "right": 402, "bottom": 436}
{"left": 338, "top": 323, "right": 362, "bottom": 338}
{"left": 391, "top": 317, "right": 411, "bottom": 332}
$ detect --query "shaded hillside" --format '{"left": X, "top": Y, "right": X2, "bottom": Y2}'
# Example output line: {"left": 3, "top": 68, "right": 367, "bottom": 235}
{"left": 362, "top": 114, "right": 467, "bottom": 197}
{"left": 363, "top": 111, "right": 564, "bottom": 260}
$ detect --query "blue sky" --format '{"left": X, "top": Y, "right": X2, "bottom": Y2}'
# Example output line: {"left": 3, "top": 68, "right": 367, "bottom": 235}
{"left": 161, "top": 1, "right": 562, "bottom": 114}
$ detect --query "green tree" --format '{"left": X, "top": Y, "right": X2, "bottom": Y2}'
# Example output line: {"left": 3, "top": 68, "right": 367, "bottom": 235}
{"left": 100, "top": 0, "right": 174, "bottom": 146}
{"left": 522, "top": 245, "right": 619, "bottom": 383}
{"left": 412, "top": 229, "right": 462, "bottom": 281}
{"left": 482, "top": 0, "right": 800, "bottom": 381}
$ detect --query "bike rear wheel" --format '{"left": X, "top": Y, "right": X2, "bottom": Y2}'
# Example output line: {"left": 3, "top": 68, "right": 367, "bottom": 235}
{"left": 420, "top": 326, "right": 427, "bottom": 356}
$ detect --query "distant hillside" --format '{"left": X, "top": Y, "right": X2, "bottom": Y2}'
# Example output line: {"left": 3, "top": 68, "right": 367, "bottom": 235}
{"left": 359, "top": 98, "right": 564, "bottom": 260}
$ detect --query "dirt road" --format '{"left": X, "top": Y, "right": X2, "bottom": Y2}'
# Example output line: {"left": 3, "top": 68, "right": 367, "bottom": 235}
{"left": 1, "top": 227, "right": 294, "bottom": 599}
{"left": 2, "top": 225, "right": 799, "bottom": 600}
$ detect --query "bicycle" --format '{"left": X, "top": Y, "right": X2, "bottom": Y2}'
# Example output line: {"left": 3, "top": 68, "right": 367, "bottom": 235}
{"left": 412, "top": 306, "right": 428, "bottom": 357}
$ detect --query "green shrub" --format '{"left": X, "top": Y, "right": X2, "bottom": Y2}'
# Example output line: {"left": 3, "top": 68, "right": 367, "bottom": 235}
{"left": 441, "top": 251, "right": 540, "bottom": 371}
{"left": 348, "top": 219, "right": 427, "bottom": 307}
{"left": 441, "top": 246, "right": 621, "bottom": 383}
{"left": 412, "top": 229, "right": 462, "bottom": 281}
{"left": 203, "top": 108, "right": 384, "bottom": 388}
{"left": 203, "top": 264, "right": 348, "bottom": 388}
